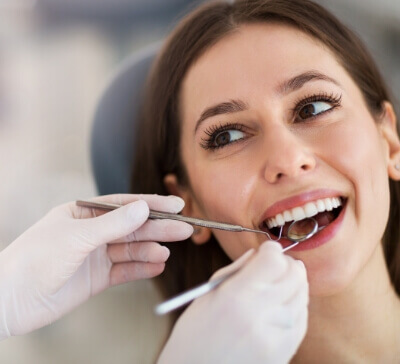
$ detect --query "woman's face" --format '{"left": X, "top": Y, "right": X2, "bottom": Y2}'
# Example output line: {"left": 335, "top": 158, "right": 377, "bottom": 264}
{"left": 174, "top": 23, "right": 398, "bottom": 296}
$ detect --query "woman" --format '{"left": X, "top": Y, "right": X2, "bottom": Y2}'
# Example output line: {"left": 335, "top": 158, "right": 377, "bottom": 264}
{"left": 132, "top": 0, "right": 400, "bottom": 361}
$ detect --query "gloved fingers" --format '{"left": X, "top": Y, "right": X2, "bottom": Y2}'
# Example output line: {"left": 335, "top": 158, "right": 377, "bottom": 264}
{"left": 266, "top": 304, "right": 308, "bottom": 362}
{"left": 107, "top": 242, "right": 170, "bottom": 264}
{"left": 210, "top": 248, "right": 255, "bottom": 281}
{"left": 110, "top": 219, "right": 193, "bottom": 243}
{"left": 266, "top": 281, "right": 309, "bottom": 328}
{"left": 253, "top": 303, "right": 308, "bottom": 362}
{"left": 256, "top": 258, "right": 308, "bottom": 305}
{"left": 289, "top": 303, "right": 309, "bottom": 342}
{"left": 109, "top": 261, "right": 165, "bottom": 285}
{"left": 71, "top": 194, "right": 185, "bottom": 219}
{"left": 222, "top": 241, "right": 289, "bottom": 292}
{"left": 75, "top": 200, "right": 150, "bottom": 250}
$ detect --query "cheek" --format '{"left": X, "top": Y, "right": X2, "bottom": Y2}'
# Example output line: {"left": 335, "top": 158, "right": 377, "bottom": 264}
{"left": 187, "top": 156, "right": 261, "bottom": 260}
{"left": 188, "top": 155, "right": 257, "bottom": 220}
{"left": 213, "top": 230, "right": 259, "bottom": 261}
{"left": 305, "top": 116, "right": 390, "bottom": 296}
{"left": 320, "top": 117, "right": 389, "bottom": 220}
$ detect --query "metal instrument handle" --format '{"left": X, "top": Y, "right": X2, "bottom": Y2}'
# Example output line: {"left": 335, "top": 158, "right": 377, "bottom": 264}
{"left": 76, "top": 200, "right": 245, "bottom": 232}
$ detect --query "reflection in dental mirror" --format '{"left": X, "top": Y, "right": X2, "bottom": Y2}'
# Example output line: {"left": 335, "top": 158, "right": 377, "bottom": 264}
{"left": 286, "top": 217, "right": 319, "bottom": 242}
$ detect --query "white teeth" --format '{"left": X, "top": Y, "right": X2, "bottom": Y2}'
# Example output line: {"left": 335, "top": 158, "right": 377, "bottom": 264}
{"left": 304, "top": 202, "right": 318, "bottom": 218}
{"left": 283, "top": 210, "right": 293, "bottom": 222}
{"left": 324, "top": 198, "right": 333, "bottom": 211}
{"left": 316, "top": 199, "right": 325, "bottom": 212}
{"left": 292, "top": 206, "right": 306, "bottom": 221}
{"left": 265, "top": 197, "right": 342, "bottom": 228}
{"left": 276, "top": 213, "right": 285, "bottom": 226}
{"left": 332, "top": 197, "right": 340, "bottom": 208}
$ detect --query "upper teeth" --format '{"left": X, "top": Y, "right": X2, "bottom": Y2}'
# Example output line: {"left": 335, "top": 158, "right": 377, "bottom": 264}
{"left": 265, "top": 197, "right": 342, "bottom": 229}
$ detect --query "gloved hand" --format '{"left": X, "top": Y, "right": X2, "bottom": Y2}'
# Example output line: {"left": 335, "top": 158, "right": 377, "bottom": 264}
{"left": 0, "top": 194, "right": 193, "bottom": 340}
{"left": 158, "top": 241, "right": 308, "bottom": 364}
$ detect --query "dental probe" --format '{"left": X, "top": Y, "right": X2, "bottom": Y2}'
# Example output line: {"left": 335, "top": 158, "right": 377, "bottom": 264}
{"left": 154, "top": 219, "right": 317, "bottom": 315}
{"left": 76, "top": 200, "right": 277, "bottom": 239}
{"left": 154, "top": 241, "right": 301, "bottom": 315}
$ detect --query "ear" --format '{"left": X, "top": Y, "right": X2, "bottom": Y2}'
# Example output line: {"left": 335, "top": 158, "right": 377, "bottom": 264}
{"left": 379, "top": 102, "right": 400, "bottom": 181}
{"left": 164, "top": 174, "right": 212, "bottom": 245}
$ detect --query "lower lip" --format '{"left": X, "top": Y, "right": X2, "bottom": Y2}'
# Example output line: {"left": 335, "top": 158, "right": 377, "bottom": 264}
{"left": 278, "top": 202, "right": 347, "bottom": 251}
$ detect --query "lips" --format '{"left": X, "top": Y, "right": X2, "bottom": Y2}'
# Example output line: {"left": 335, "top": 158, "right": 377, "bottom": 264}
{"left": 258, "top": 190, "right": 347, "bottom": 250}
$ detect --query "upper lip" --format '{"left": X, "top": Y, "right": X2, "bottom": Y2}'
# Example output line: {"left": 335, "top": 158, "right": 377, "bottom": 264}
{"left": 258, "top": 188, "right": 345, "bottom": 226}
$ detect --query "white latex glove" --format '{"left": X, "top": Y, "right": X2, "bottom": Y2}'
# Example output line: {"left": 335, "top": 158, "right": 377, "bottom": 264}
{"left": 0, "top": 194, "right": 193, "bottom": 340}
{"left": 158, "top": 241, "right": 308, "bottom": 364}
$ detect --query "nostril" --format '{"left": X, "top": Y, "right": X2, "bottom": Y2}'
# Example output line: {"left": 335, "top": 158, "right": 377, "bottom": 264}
{"left": 301, "top": 164, "right": 311, "bottom": 171}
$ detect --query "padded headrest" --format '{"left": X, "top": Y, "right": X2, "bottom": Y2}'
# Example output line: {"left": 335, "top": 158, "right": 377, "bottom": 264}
{"left": 90, "top": 43, "right": 159, "bottom": 195}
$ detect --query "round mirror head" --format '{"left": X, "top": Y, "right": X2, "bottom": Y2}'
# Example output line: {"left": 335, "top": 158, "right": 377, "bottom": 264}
{"left": 286, "top": 217, "right": 318, "bottom": 242}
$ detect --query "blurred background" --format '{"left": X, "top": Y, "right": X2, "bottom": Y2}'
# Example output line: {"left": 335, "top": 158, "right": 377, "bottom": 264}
{"left": 0, "top": 0, "right": 399, "bottom": 362}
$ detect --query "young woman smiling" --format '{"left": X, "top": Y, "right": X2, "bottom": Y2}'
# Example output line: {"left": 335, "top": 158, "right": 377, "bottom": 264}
{"left": 132, "top": 0, "right": 400, "bottom": 361}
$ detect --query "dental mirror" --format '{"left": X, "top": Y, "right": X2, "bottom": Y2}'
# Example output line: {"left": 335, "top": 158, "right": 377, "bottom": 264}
{"left": 286, "top": 217, "right": 318, "bottom": 242}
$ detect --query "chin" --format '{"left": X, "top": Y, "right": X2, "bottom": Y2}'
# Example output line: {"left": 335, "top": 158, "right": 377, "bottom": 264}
{"left": 306, "top": 258, "right": 361, "bottom": 298}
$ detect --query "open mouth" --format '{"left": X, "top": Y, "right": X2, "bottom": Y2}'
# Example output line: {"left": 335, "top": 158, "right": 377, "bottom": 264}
{"left": 259, "top": 197, "right": 346, "bottom": 240}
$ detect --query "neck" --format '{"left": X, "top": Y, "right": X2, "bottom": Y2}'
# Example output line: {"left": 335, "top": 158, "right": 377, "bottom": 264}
{"left": 292, "top": 243, "right": 400, "bottom": 363}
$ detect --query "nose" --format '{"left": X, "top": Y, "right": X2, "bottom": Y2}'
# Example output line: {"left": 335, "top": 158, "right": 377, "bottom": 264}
{"left": 262, "top": 124, "right": 316, "bottom": 184}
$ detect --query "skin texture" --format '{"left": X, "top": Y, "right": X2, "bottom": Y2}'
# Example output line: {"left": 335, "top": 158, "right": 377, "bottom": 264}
{"left": 165, "top": 23, "right": 400, "bottom": 361}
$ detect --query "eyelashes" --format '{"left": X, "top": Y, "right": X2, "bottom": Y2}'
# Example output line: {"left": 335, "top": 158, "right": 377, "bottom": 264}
{"left": 200, "top": 91, "right": 342, "bottom": 151}
{"left": 292, "top": 92, "right": 342, "bottom": 121}
{"left": 200, "top": 123, "right": 247, "bottom": 150}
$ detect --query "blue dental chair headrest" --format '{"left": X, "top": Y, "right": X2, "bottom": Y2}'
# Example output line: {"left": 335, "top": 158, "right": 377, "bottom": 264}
{"left": 90, "top": 43, "right": 159, "bottom": 195}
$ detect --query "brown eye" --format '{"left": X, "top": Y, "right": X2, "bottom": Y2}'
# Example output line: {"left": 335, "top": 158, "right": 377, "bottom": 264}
{"left": 299, "top": 104, "right": 315, "bottom": 119}
{"left": 298, "top": 101, "right": 331, "bottom": 120}
{"left": 213, "top": 129, "right": 245, "bottom": 147}
{"left": 215, "top": 131, "right": 231, "bottom": 146}
{"left": 201, "top": 124, "right": 248, "bottom": 150}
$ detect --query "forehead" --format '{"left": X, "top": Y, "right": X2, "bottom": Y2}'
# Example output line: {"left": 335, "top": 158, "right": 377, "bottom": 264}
{"left": 180, "top": 23, "right": 345, "bottom": 118}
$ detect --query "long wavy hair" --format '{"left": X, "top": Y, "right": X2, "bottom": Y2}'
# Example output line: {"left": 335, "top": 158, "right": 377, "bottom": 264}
{"left": 131, "top": 0, "right": 400, "bottom": 321}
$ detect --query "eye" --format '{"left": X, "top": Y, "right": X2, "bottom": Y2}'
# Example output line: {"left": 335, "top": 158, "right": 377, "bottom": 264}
{"left": 214, "top": 129, "right": 245, "bottom": 147}
{"left": 294, "top": 93, "right": 342, "bottom": 122}
{"left": 200, "top": 123, "right": 248, "bottom": 150}
{"left": 298, "top": 101, "right": 332, "bottom": 120}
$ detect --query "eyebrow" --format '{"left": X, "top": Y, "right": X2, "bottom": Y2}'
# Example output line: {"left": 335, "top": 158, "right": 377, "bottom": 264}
{"left": 194, "top": 70, "right": 340, "bottom": 132}
{"left": 277, "top": 70, "right": 341, "bottom": 95}
{"left": 194, "top": 99, "right": 248, "bottom": 133}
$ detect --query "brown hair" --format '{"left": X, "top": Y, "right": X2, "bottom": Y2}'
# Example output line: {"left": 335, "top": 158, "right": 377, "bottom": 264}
{"left": 131, "top": 0, "right": 400, "bottom": 319}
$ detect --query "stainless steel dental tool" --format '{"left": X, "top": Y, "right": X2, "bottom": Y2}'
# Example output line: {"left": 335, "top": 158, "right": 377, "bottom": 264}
{"left": 75, "top": 200, "right": 318, "bottom": 315}
{"left": 76, "top": 200, "right": 281, "bottom": 241}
